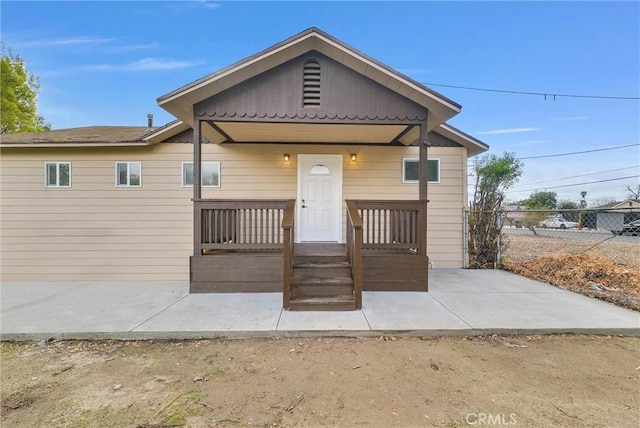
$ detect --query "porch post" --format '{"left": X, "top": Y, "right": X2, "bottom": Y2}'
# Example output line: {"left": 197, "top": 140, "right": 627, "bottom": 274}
{"left": 193, "top": 118, "right": 202, "bottom": 256}
{"left": 193, "top": 118, "right": 202, "bottom": 201}
{"left": 418, "top": 120, "right": 429, "bottom": 257}
{"left": 418, "top": 121, "right": 429, "bottom": 201}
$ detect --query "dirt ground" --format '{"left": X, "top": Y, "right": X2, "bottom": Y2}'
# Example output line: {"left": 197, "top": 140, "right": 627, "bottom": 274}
{"left": 501, "top": 234, "right": 640, "bottom": 311}
{"left": 1, "top": 335, "right": 638, "bottom": 427}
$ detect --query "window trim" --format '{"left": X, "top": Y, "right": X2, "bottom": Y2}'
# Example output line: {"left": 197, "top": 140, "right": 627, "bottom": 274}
{"left": 402, "top": 158, "right": 440, "bottom": 184}
{"left": 182, "top": 161, "right": 221, "bottom": 188}
{"left": 44, "top": 162, "right": 72, "bottom": 188}
{"left": 115, "top": 161, "right": 142, "bottom": 187}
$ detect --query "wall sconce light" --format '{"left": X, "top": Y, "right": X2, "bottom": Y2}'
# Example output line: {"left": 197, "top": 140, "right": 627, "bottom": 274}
{"left": 284, "top": 153, "right": 290, "bottom": 163}
{"left": 350, "top": 153, "right": 357, "bottom": 163}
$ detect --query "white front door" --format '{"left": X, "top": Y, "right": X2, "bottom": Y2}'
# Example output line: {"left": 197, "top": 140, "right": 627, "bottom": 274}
{"left": 297, "top": 155, "right": 342, "bottom": 242}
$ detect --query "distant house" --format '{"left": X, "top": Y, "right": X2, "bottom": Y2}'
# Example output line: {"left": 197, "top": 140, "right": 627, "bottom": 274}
{"left": 594, "top": 200, "right": 640, "bottom": 211}
{"left": 501, "top": 204, "right": 526, "bottom": 228}
{"left": 0, "top": 28, "right": 488, "bottom": 310}
{"left": 588, "top": 200, "right": 640, "bottom": 231}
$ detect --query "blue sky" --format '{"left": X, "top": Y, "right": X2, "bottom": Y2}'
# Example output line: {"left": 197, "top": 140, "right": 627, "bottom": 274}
{"left": 2, "top": 0, "right": 639, "bottom": 204}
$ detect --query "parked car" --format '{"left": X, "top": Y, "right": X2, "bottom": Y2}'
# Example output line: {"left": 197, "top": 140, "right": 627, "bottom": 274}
{"left": 539, "top": 215, "right": 580, "bottom": 229}
{"left": 618, "top": 219, "right": 640, "bottom": 236}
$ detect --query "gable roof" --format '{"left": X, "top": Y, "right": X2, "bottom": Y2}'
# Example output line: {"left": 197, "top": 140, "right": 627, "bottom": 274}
{"left": 158, "top": 27, "right": 462, "bottom": 133}
{"left": 1, "top": 28, "right": 488, "bottom": 156}
{"left": 595, "top": 199, "right": 640, "bottom": 210}
{"left": 431, "top": 123, "right": 489, "bottom": 157}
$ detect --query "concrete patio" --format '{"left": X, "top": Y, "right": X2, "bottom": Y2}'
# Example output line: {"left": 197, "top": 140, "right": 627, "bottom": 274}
{"left": 1, "top": 269, "right": 638, "bottom": 341}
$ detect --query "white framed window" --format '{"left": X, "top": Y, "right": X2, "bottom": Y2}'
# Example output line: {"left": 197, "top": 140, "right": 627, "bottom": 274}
{"left": 402, "top": 158, "right": 440, "bottom": 184}
{"left": 115, "top": 161, "right": 142, "bottom": 187}
{"left": 182, "top": 162, "right": 220, "bottom": 187}
{"left": 45, "top": 162, "right": 71, "bottom": 187}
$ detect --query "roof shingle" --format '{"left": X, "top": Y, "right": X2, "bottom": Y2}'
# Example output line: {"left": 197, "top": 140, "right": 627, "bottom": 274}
{"left": 0, "top": 126, "right": 149, "bottom": 146}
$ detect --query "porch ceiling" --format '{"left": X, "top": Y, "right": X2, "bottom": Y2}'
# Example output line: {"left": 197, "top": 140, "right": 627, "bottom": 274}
{"left": 207, "top": 121, "right": 412, "bottom": 145}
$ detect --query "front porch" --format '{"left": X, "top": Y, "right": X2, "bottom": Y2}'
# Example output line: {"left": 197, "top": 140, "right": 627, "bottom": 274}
{"left": 190, "top": 199, "right": 428, "bottom": 310}
{"left": 159, "top": 28, "right": 478, "bottom": 311}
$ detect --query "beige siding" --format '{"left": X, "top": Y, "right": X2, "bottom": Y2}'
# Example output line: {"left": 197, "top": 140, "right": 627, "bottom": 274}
{"left": 1, "top": 145, "right": 193, "bottom": 281}
{"left": 0, "top": 143, "right": 467, "bottom": 281}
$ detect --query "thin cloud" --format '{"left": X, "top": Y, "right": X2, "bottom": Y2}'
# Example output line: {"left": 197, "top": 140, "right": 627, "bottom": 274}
{"left": 551, "top": 116, "right": 589, "bottom": 121}
{"left": 84, "top": 58, "right": 204, "bottom": 72}
{"left": 201, "top": 1, "right": 220, "bottom": 10}
{"left": 104, "top": 42, "right": 159, "bottom": 54}
{"left": 475, "top": 127, "right": 541, "bottom": 135}
{"left": 16, "top": 36, "right": 114, "bottom": 48}
{"left": 12, "top": 35, "right": 158, "bottom": 54}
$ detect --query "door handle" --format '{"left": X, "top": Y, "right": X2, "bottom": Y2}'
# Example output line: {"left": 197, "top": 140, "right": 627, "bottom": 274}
{"left": 301, "top": 199, "right": 307, "bottom": 208}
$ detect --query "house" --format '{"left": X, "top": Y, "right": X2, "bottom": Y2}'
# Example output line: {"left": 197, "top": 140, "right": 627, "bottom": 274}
{"left": 501, "top": 204, "right": 526, "bottom": 228}
{"left": 0, "top": 28, "right": 488, "bottom": 310}
{"left": 584, "top": 199, "right": 640, "bottom": 231}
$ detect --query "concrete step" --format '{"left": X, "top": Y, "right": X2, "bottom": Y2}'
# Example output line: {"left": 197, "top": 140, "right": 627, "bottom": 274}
{"left": 288, "top": 295, "right": 357, "bottom": 311}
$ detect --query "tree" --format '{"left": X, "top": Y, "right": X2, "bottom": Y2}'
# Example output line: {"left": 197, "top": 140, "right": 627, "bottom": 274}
{"left": 467, "top": 152, "right": 523, "bottom": 268}
{"left": 521, "top": 191, "right": 557, "bottom": 235}
{"left": 521, "top": 211, "right": 547, "bottom": 235}
{"left": 589, "top": 197, "right": 616, "bottom": 208}
{"left": 558, "top": 200, "right": 578, "bottom": 210}
{"left": 626, "top": 185, "right": 640, "bottom": 200}
{"left": 1, "top": 44, "right": 49, "bottom": 134}
{"left": 522, "top": 191, "right": 557, "bottom": 209}
{"left": 558, "top": 200, "right": 579, "bottom": 222}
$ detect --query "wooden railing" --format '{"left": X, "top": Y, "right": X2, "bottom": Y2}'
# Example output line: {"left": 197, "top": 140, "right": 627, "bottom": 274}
{"left": 346, "top": 201, "right": 363, "bottom": 309}
{"left": 348, "top": 200, "right": 427, "bottom": 256}
{"left": 195, "top": 200, "right": 289, "bottom": 253}
{"left": 196, "top": 199, "right": 424, "bottom": 309}
{"left": 282, "top": 200, "right": 295, "bottom": 309}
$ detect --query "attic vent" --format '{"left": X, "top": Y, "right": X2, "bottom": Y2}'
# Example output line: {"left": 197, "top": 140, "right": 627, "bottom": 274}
{"left": 303, "top": 60, "right": 321, "bottom": 108}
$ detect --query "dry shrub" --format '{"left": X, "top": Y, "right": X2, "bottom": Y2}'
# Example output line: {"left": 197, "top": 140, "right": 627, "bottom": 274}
{"left": 502, "top": 234, "right": 640, "bottom": 268}
{"left": 506, "top": 252, "right": 640, "bottom": 312}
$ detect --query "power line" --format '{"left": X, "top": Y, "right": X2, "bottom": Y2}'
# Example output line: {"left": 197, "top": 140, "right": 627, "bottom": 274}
{"left": 466, "top": 143, "right": 640, "bottom": 164}
{"left": 518, "top": 143, "right": 640, "bottom": 160}
{"left": 423, "top": 82, "right": 640, "bottom": 100}
{"left": 510, "top": 166, "right": 640, "bottom": 188}
{"left": 505, "top": 175, "right": 640, "bottom": 193}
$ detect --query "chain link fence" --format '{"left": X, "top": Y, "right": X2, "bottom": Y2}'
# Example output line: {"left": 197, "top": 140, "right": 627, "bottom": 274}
{"left": 463, "top": 207, "right": 640, "bottom": 310}
{"left": 464, "top": 207, "right": 640, "bottom": 269}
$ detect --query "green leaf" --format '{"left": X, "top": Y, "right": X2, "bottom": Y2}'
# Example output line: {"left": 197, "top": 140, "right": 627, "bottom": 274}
{"left": 1, "top": 43, "right": 49, "bottom": 134}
